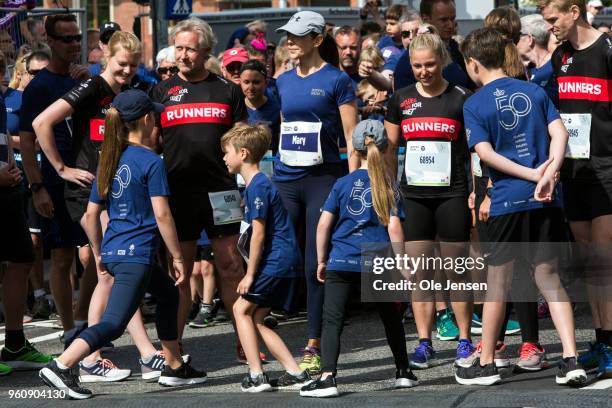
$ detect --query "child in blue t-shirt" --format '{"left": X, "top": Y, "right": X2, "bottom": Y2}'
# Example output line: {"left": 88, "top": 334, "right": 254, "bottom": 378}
{"left": 220, "top": 123, "right": 311, "bottom": 393}
{"left": 39, "top": 90, "right": 207, "bottom": 399}
{"left": 456, "top": 27, "right": 586, "bottom": 387}
{"left": 300, "top": 120, "right": 418, "bottom": 398}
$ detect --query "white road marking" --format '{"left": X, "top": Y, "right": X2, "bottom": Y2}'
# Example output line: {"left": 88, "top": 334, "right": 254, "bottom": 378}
{"left": 582, "top": 378, "right": 612, "bottom": 390}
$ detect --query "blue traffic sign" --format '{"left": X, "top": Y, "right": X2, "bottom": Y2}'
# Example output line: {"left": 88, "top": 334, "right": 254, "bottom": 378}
{"left": 167, "top": 0, "right": 192, "bottom": 19}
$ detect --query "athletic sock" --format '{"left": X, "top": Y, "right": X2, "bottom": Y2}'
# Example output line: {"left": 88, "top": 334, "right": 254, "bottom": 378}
{"left": 4, "top": 330, "right": 26, "bottom": 351}
{"left": 250, "top": 371, "right": 263, "bottom": 380}
{"left": 142, "top": 351, "right": 158, "bottom": 364}
{"left": 418, "top": 338, "right": 432, "bottom": 345}
{"left": 288, "top": 370, "right": 303, "bottom": 377}
{"left": 34, "top": 289, "right": 46, "bottom": 299}
{"left": 595, "top": 328, "right": 603, "bottom": 344}
{"left": 81, "top": 359, "right": 98, "bottom": 368}
{"left": 55, "top": 359, "right": 69, "bottom": 370}
{"left": 601, "top": 330, "right": 612, "bottom": 347}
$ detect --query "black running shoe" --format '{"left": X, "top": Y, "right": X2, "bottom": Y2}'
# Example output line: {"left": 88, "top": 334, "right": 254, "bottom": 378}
{"left": 395, "top": 368, "right": 419, "bottom": 388}
{"left": 39, "top": 360, "right": 92, "bottom": 400}
{"left": 300, "top": 375, "right": 339, "bottom": 398}
{"left": 263, "top": 315, "right": 278, "bottom": 329}
{"left": 272, "top": 370, "right": 312, "bottom": 389}
{"left": 189, "top": 303, "right": 214, "bottom": 328}
{"left": 556, "top": 357, "right": 587, "bottom": 386}
{"left": 455, "top": 358, "right": 501, "bottom": 386}
{"left": 158, "top": 362, "right": 207, "bottom": 386}
{"left": 241, "top": 372, "right": 272, "bottom": 393}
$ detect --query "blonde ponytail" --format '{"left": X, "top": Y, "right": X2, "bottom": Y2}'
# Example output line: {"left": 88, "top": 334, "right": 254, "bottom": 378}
{"left": 365, "top": 137, "right": 396, "bottom": 226}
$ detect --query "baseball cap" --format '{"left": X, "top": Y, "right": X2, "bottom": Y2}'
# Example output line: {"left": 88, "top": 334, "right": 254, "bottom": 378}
{"left": 352, "top": 119, "right": 388, "bottom": 153}
{"left": 113, "top": 89, "right": 165, "bottom": 122}
{"left": 222, "top": 47, "right": 249, "bottom": 67}
{"left": 100, "top": 21, "right": 121, "bottom": 44}
{"left": 589, "top": 0, "right": 604, "bottom": 8}
{"left": 276, "top": 11, "right": 325, "bottom": 36}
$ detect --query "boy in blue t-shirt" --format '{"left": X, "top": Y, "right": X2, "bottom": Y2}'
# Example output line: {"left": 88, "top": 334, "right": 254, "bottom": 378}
{"left": 220, "top": 123, "right": 310, "bottom": 393}
{"left": 456, "top": 27, "right": 586, "bottom": 387}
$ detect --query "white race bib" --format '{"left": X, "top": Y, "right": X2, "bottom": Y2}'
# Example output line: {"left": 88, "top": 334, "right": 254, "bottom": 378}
{"left": 278, "top": 121, "right": 323, "bottom": 166}
{"left": 236, "top": 150, "right": 274, "bottom": 186}
{"left": 471, "top": 152, "right": 482, "bottom": 178}
{"left": 208, "top": 190, "right": 243, "bottom": 226}
{"left": 562, "top": 113, "right": 591, "bottom": 159}
{"left": 397, "top": 152, "right": 406, "bottom": 183}
{"left": 405, "top": 141, "right": 452, "bottom": 186}
{"left": 237, "top": 220, "right": 250, "bottom": 262}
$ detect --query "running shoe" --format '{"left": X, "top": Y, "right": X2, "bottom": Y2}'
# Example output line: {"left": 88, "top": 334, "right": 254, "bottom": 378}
{"left": 189, "top": 303, "right": 214, "bottom": 328}
{"left": 1, "top": 340, "right": 55, "bottom": 369}
{"left": 298, "top": 346, "right": 321, "bottom": 374}
{"left": 78, "top": 359, "right": 131, "bottom": 383}
{"left": 436, "top": 309, "right": 459, "bottom": 341}
{"left": 456, "top": 339, "right": 475, "bottom": 363}
{"left": 158, "top": 362, "right": 207, "bottom": 386}
{"left": 504, "top": 319, "right": 521, "bottom": 335}
{"left": 455, "top": 342, "right": 511, "bottom": 369}
{"left": 579, "top": 341, "right": 603, "bottom": 370}
{"left": 0, "top": 362, "right": 13, "bottom": 376}
{"left": 39, "top": 360, "right": 92, "bottom": 399}
{"left": 556, "top": 357, "right": 587, "bottom": 386}
{"left": 241, "top": 372, "right": 272, "bottom": 393}
{"left": 455, "top": 357, "right": 501, "bottom": 386}
{"left": 140, "top": 351, "right": 167, "bottom": 380}
{"left": 263, "top": 314, "right": 278, "bottom": 329}
{"left": 516, "top": 342, "right": 549, "bottom": 371}
{"left": 395, "top": 368, "right": 419, "bottom": 388}
{"left": 236, "top": 345, "right": 268, "bottom": 365}
{"left": 31, "top": 296, "right": 52, "bottom": 320}
{"left": 537, "top": 295, "right": 550, "bottom": 318}
{"left": 300, "top": 375, "right": 339, "bottom": 398}
{"left": 271, "top": 370, "right": 313, "bottom": 389}
{"left": 409, "top": 341, "right": 436, "bottom": 369}
{"left": 597, "top": 344, "right": 612, "bottom": 379}
{"left": 402, "top": 306, "right": 414, "bottom": 324}
{"left": 23, "top": 314, "right": 33, "bottom": 324}
{"left": 470, "top": 313, "right": 520, "bottom": 336}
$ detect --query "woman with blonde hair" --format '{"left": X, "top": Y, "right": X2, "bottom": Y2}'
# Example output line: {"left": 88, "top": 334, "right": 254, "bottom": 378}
{"left": 34, "top": 31, "right": 174, "bottom": 383}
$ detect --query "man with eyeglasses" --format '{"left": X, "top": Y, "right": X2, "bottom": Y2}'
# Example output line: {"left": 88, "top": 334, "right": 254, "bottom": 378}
{"left": 156, "top": 46, "right": 178, "bottom": 82}
{"left": 18, "top": 14, "right": 96, "bottom": 351}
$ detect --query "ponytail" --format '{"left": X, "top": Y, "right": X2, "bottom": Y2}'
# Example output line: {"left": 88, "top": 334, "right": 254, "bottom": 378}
{"left": 503, "top": 41, "right": 527, "bottom": 80}
{"left": 316, "top": 33, "right": 339, "bottom": 68}
{"left": 97, "top": 107, "right": 129, "bottom": 198}
{"left": 365, "top": 137, "right": 396, "bottom": 226}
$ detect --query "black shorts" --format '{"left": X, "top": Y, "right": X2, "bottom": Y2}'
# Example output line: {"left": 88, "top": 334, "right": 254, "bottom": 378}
{"left": 486, "top": 207, "right": 569, "bottom": 266}
{"left": 194, "top": 244, "right": 214, "bottom": 262}
{"left": 562, "top": 180, "right": 612, "bottom": 222}
{"left": 169, "top": 190, "right": 240, "bottom": 242}
{"left": 402, "top": 195, "right": 471, "bottom": 242}
{"left": 0, "top": 187, "right": 35, "bottom": 263}
{"left": 40, "top": 183, "right": 88, "bottom": 250}
{"left": 242, "top": 273, "right": 299, "bottom": 312}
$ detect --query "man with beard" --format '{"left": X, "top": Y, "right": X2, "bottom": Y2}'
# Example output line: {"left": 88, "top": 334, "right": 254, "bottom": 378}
{"left": 334, "top": 26, "right": 362, "bottom": 88}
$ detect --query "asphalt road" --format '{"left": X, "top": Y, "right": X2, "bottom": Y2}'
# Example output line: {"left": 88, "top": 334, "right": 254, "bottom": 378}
{"left": 0, "top": 303, "right": 610, "bottom": 407}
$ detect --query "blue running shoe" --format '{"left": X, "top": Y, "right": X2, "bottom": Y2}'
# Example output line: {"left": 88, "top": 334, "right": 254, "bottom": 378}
{"left": 579, "top": 341, "right": 602, "bottom": 370}
{"left": 456, "top": 339, "right": 475, "bottom": 362}
{"left": 597, "top": 344, "right": 612, "bottom": 379}
{"left": 409, "top": 341, "right": 435, "bottom": 369}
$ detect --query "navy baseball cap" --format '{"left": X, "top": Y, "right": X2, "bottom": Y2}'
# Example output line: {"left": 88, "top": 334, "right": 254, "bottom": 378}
{"left": 352, "top": 119, "right": 388, "bottom": 153}
{"left": 113, "top": 89, "right": 165, "bottom": 122}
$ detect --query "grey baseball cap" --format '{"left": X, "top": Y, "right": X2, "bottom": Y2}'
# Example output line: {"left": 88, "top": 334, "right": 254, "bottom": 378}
{"left": 353, "top": 119, "right": 388, "bottom": 153}
{"left": 276, "top": 11, "right": 325, "bottom": 36}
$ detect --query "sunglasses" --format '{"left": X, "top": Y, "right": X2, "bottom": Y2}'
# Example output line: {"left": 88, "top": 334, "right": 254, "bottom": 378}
{"left": 27, "top": 69, "right": 41, "bottom": 76}
{"left": 157, "top": 66, "right": 179, "bottom": 75}
{"left": 49, "top": 34, "right": 82, "bottom": 43}
{"left": 401, "top": 30, "right": 417, "bottom": 39}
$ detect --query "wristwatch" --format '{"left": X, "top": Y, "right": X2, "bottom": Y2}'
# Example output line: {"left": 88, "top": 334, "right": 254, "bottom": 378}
{"left": 30, "top": 182, "right": 44, "bottom": 193}
{"left": 485, "top": 187, "right": 493, "bottom": 198}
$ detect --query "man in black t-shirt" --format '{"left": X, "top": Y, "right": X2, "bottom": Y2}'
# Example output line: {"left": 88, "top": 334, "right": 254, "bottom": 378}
{"left": 151, "top": 18, "right": 247, "bottom": 342}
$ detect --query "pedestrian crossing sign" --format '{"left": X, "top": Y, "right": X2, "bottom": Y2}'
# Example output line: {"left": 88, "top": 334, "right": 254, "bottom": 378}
{"left": 167, "top": 0, "right": 192, "bottom": 19}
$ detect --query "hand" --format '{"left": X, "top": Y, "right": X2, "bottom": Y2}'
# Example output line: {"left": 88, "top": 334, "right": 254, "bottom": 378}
{"left": 316, "top": 263, "right": 327, "bottom": 283}
{"left": 237, "top": 275, "right": 254, "bottom": 295}
{"left": 171, "top": 259, "right": 185, "bottom": 286}
{"left": 534, "top": 173, "right": 556, "bottom": 202}
{"left": 358, "top": 60, "right": 375, "bottom": 78}
{"left": 58, "top": 166, "right": 95, "bottom": 187}
{"left": 479, "top": 195, "right": 491, "bottom": 222}
{"left": 0, "top": 162, "right": 22, "bottom": 187}
{"left": 32, "top": 186, "right": 55, "bottom": 218}
{"left": 468, "top": 191, "right": 475, "bottom": 210}
{"left": 532, "top": 156, "right": 553, "bottom": 183}
{"left": 69, "top": 64, "right": 91, "bottom": 81}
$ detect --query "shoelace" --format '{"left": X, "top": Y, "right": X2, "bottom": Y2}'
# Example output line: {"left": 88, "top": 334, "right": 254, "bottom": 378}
{"left": 458, "top": 341, "right": 473, "bottom": 353}
{"left": 519, "top": 343, "right": 540, "bottom": 360}
{"left": 99, "top": 359, "right": 116, "bottom": 375}
{"left": 415, "top": 342, "right": 431, "bottom": 355}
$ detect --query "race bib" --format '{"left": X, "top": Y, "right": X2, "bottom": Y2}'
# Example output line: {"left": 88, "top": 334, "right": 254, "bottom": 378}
{"left": 278, "top": 121, "right": 323, "bottom": 166}
{"left": 405, "top": 141, "right": 451, "bottom": 186}
{"left": 562, "top": 113, "right": 591, "bottom": 159}
{"left": 237, "top": 220, "right": 250, "bottom": 263}
{"left": 236, "top": 150, "right": 274, "bottom": 187}
{"left": 471, "top": 152, "right": 482, "bottom": 178}
{"left": 397, "top": 151, "right": 406, "bottom": 183}
{"left": 208, "top": 190, "right": 243, "bottom": 226}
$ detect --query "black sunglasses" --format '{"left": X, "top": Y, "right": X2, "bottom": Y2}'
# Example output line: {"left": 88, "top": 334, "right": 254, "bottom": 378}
{"left": 27, "top": 69, "right": 41, "bottom": 76}
{"left": 49, "top": 33, "right": 82, "bottom": 43}
{"left": 157, "top": 66, "right": 179, "bottom": 75}
{"left": 401, "top": 30, "right": 417, "bottom": 39}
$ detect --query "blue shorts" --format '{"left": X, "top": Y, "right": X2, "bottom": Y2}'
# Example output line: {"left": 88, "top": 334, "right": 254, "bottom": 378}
{"left": 40, "top": 183, "right": 88, "bottom": 250}
{"left": 242, "top": 273, "right": 299, "bottom": 312}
